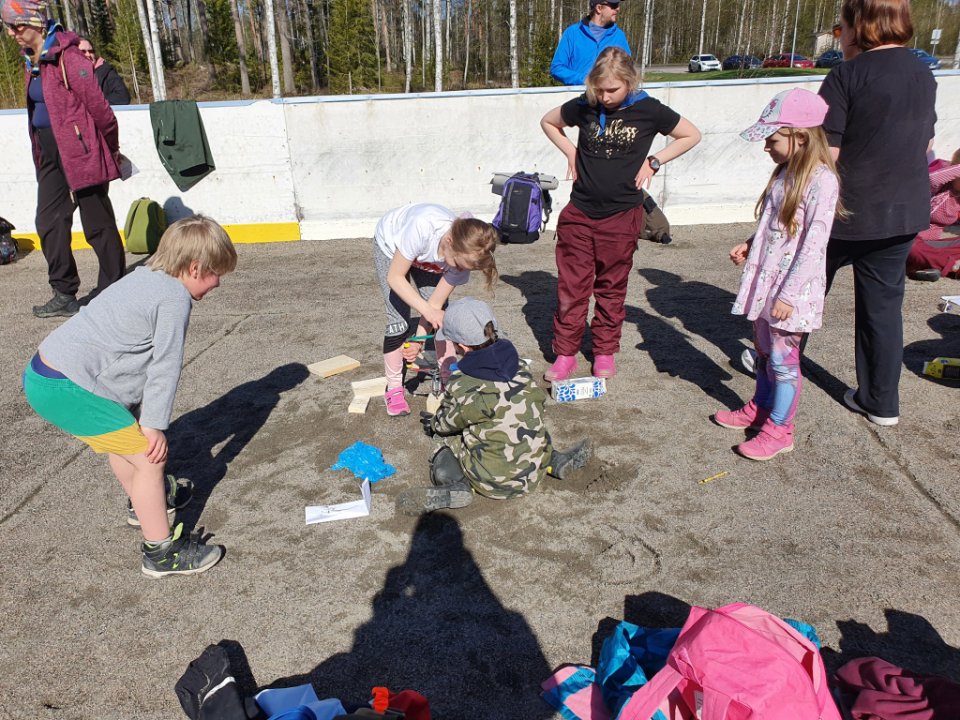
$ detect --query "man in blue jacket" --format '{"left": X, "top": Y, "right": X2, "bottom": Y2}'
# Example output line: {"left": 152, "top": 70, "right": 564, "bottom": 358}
{"left": 550, "top": 0, "right": 632, "bottom": 85}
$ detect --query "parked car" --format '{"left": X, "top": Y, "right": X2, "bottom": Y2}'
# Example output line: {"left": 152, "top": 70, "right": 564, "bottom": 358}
{"left": 816, "top": 50, "right": 844, "bottom": 68}
{"left": 762, "top": 54, "right": 815, "bottom": 69}
{"left": 909, "top": 48, "right": 942, "bottom": 70}
{"left": 688, "top": 54, "right": 722, "bottom": 72}
{"left": 722, "top": 54, "right": 763, "bottom": 70}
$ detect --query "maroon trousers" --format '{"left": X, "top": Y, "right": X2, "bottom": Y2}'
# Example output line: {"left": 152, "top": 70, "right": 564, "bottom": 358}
{"left": 551, "top": 203, "right": 643, "bottom": 356}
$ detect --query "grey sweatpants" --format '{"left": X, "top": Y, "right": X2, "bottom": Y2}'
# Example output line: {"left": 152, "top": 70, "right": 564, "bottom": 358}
{"left": 373, "top": 241, "right": 446, "bottom": 339}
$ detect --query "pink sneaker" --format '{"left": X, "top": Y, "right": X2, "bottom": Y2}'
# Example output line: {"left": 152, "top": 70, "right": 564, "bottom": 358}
{"left": 593, "top": 354, "right": 616, "bottom": 379}
{"left": 544, "top": 355, "right": 578, "bottom": 382}
{"left": 713, "top": 401, "right": 771, "bottom": 430}
{"left": 736, "top": 418, "right": 794, "bottom": 461}
{"left": 384, "top": 386, "right": 410, "bottom": 416}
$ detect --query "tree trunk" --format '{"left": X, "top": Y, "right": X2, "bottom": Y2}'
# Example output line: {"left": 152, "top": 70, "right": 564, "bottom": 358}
{"left": 166, "top": 0, "right": 185, "bottom": 64}
{"left": 735, "top": 0, "right": 746, "bottom": 58}
{"left": 714, "top": 0, "right": 722, "bottom": 47}
{"left": 954, "top": 27, "right": 960, "bottom": 69}
{"left": 462, "top": 0, "right": 471, "bottom": 86}
{"left": 144, "top": 0, "right": 166, "bottom": 99}
{"left": 195, "top": 0, "right": 217, "bottom": 79}
{"left": 303, "top": 0, "right": 319, "bottom": 91}
{"left": 434, "top": 0, "right": 443, "bottom": 90}
{"left": 264, "top": 0, "right": 282, "bottom": 96}
{"left": 74, "top": 0, "right": 89, "bottom": 36}
{"left": 509, "top": 0, "right": 518, "bottom": 88}
{"left": 249, "top": 0, "right": 264, "bottom": 62}
{"left": 380, "top": 0, "right": 392, "bottom": 72}
{"left": 403, "top": 0, "right": 412, "bottom": 91}
{"left": 779, "top": 0, "right": 790, "bottom": 53}
{"left": 372, "top": 0, "right": 382, "bottom": 89}
{"left": 484, "top": 0, "right": 489, "bottom": 85}
{"left": 549, "top": 0, "right": 554, "bottom": 35}
{"left": 277, "top": 0, "right": 295, "bottom": 93}
{"left": 526, "top": 0, "right": 532, "bottom": 79}
{"left": 230, "top": 0, "right": 252, "bottom": 94}
{"left": 697, "top": 0, "right": 706, "bottom": 55}
{"left": 744, "top": 0, "right": 755, "bottom": 58}
{"left": 135, "top": 0, "right": 161, "bottom": 99}
{"left": 62, "top": 0, "right": 74, "bottom": 31}
{"left": 445, "top": 0, "right": 451, "bottom": 61}
{"left": 640, "top": 0, "right": 652, "bottom": 72}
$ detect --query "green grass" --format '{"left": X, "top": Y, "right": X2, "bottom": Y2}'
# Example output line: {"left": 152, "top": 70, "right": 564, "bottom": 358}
{"left": 641, "top": 68, "right": 831, "bottom": 84}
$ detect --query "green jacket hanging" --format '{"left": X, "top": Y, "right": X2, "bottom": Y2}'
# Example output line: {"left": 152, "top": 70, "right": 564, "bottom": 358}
{"left": 150, "top": 100, "right": 215, "bottom": 192}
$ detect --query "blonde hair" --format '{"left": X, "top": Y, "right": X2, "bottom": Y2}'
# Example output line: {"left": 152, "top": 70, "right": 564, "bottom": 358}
{"left": 447, "top": 217, "right": 499, "bottom": 290}
{"left": 755, "top": 127, "right": 848, "bottom": 238}
{"left": 584, "top": 47, "right": 639, "bottom": 107}
{"left": 147, "top": 215, "right": 237, "bottom": 278}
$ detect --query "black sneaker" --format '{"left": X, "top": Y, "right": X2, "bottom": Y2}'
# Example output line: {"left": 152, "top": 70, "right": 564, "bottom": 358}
{"left": 141, "top": 523, "right": 222, "bottom": 578}
{"left": 127, "top": 474, "right": 194, "bottom": 527}
{"left": 33, "top": 290, "right": 79, "bottom": 318}
{"left": 396, "top": 486, "right": 474, "bottom": 516}
{"left": 546, "top": 439, "right": 592, "bottom": 479}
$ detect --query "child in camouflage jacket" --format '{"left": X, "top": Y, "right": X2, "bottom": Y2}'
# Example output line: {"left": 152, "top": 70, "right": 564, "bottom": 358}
{"left": 396, "top": 298, "right": 591, "bottom": 515}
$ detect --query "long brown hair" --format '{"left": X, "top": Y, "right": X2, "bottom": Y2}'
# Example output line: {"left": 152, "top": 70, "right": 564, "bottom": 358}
{"left": 447, "top": 218, "right": 499, "bottom": 290}
{"left": 755, "top": 127, "right": 847, "bottom": 237}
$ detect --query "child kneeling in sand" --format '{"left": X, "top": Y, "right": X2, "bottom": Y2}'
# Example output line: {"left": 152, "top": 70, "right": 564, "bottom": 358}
{"left": 396, "top": 298, "right": 591, "bottom": 515}
{"left": 22, "top": 215, "right": 237, "bottom": 578}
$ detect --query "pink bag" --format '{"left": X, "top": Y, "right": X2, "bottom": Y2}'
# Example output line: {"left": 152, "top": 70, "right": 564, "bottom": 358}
{"left": 619, "top": 604, "right": 842, "bottom": 720}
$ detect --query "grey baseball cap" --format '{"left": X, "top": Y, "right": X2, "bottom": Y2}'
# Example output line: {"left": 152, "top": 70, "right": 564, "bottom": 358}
{"left": 442, "top": 297, "right": 498, "bottom": 346}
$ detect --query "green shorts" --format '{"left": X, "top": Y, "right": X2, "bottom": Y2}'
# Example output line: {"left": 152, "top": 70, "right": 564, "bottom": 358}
{"left": 22, "top": 361, "right": 149, "bottom": 455}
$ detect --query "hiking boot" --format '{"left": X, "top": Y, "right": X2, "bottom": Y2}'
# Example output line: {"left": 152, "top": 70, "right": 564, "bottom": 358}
{"left": 910, "top": 268, "right": 941, "bottom": 282}
{"left": 33, "top": 290, "right": 79, "bottom": 318}
{"left": 141, "top": 523, "right": 222, "bottom": 578}
{"left": 741, "top": 348, "right": 757, "bottom": 375}
{"left": 593, "top": 355, "right": 616, "bottom": 379}
{"left": 658, "top": 234, "right": 673, "bottom": 245}
{"left": 385, "top": 386, "right": 410, "bottom": 416}
{"left": 544, "top": 355, "right": 577, "bottom": 382}
{"left": 127, "top": 474, "right": 194, "bottom": 527}
{"left": 395, "top": 485, "right": 474, "bottom": 516}
{"left": 713, "top": 401, "right": 770, "bottom": 430}
{"left": 546, "top": 439, "right": 592, "bottom": 479}
{"left": 736, "top": 418, "right": 794, "bottom": 461}
{"left": 844, "top": 388, "right": 898, "bottom": 427}
{"left": 430, "top": 447, "right": 468, "bottom": 488}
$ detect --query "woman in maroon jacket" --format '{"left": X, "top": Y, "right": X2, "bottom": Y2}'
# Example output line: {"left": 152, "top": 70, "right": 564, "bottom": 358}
{"left": 3, "top": 0, "right": 125, "bottom": 318}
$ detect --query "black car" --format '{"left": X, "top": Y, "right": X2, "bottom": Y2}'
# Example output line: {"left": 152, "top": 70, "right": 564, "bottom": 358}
{"left": 722, "top": 54, "right": 763, "bottom": 70}
{"left": 816, "top": 50, "right": 844, "bottom": 68}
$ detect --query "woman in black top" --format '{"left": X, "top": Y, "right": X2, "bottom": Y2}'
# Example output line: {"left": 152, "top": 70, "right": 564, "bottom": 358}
{"left": 817, "top": 0, "right": 937, "bottom": 426}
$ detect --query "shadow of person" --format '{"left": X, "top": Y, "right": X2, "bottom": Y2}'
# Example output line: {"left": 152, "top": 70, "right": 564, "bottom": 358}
{"left": 166, "top": 363, "right": 310, "bottom": 525}
{"left": 163, "top": 197, "right": 197, "bottom": 223}
{"left": 625, "top": 304, "right": 745, "bottom": 410}
{"left": 903, "top": 313, "right": 960, "bottom": 382}
{"left": 263, "top": 514, "right": 554, "bottom": 720}
{"left": 500, "top": 271, "right": 560, "bottom": 360}
{"left": 822, "top": 609, "right": 960, "bottom": 682}
{"left": 589, "top": 591, "right": 692, "bottom": 668}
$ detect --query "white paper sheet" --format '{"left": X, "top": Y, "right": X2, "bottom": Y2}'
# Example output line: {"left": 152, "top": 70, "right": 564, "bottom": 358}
{"left": 305, "top": 479, "right": 371, "bottom": 524}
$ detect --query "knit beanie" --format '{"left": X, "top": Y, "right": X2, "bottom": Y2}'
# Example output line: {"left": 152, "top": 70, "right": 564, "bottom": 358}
{"left": 1, "top": 0, "right": 48, "bottom": 29}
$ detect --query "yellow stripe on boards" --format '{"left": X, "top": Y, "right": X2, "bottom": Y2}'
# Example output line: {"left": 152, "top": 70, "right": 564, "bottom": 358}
{"left": 12, "top": 222, "right": 301, "bottom": 252}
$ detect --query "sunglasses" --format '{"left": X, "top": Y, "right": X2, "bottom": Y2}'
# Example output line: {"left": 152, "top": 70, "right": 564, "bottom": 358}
{"left": 832, "top": 23, "right": 842, "bottom": 38}
{"left": 599, "top": 1, "right": 621, "bottom": 8}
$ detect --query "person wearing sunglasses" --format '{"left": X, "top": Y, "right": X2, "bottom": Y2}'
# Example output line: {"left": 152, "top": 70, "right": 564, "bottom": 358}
{"left": 77, "top": 36, "right": 131, "bottom": 106}
{"left": 550, "top": 0, "right": 631, "bottom": 86}
{"left": 2, "top": 0, "right": 125, "bottom": 317}
{"left": 810, "top": 0, "right": 937, "bottom": 427}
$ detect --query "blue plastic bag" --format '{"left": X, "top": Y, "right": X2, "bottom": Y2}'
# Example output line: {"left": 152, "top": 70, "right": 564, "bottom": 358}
{"left": 331, "top": 442, "right": 396, "bottom": 483}
{"left": 597, "top": 623, "right": 680, "bottom": 719}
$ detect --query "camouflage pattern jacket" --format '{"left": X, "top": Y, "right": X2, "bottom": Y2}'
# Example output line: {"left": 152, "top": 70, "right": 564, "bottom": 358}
{"left": 431, "top": 359, "right": 551, "bottom": 499}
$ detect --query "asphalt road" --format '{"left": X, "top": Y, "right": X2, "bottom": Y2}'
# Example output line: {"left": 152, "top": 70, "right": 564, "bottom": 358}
{"left": 1, "top": 225, "right": 958, "bottom": 718}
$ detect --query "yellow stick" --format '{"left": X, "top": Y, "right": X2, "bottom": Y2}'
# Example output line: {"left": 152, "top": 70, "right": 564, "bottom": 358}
{"left": 698, "top": 471, "right": 728, "bottom": 485}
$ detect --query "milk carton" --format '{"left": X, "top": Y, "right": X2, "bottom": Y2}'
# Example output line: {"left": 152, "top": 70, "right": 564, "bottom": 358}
{"left": 552, "top": 376, "right": 606, "bottom": 402}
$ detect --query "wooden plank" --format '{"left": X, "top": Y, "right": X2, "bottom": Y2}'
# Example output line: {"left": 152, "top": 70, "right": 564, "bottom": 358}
{"left": 350, "top": 376, "right": 388, "bottom": 397}
{"left": 307, "top": 355, "right": 361, "bottom": 378}
{"left": 348, "top": 395, "right": 370, "bottom": 414}
{"left": 426, "top": 392, "right": 443, "bottom": 414}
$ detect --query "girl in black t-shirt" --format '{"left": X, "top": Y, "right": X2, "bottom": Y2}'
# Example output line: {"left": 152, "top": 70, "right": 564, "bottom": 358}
{"left": 540, "top": 48, "right": 701, "bottom": 382}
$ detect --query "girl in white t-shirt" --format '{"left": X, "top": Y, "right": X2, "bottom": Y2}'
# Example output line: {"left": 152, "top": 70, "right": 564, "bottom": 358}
{"left": 373, "top": 203, "right": 498, "bottom": 416}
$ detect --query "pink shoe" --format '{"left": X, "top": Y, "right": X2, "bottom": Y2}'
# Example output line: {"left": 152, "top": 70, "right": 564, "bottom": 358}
{"left": 713, "top": 401, "right": 771, "bottom": 430}
{"left": 593, "top": 354, "right": 616, "bottom": 379}
{"left": 384, "top": 386, "right": 410, "bottom": 416}
{"left": 736, "top": 418, "right": 794, "bottom": 461}
{"left": 544, "top": 355, "right": 578, "bottom": 382}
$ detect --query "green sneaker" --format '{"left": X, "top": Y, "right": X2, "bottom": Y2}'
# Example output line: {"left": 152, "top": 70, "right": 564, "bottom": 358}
{"left": 127, "top": 475, "right": 193, "bottom": 527}
{"left": 141, "top": 523, "right": 222, "bottom": 578}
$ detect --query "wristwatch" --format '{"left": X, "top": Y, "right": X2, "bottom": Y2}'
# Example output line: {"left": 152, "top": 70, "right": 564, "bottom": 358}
{"left": 647, "top": 156, "right": 662, "bottom": 173}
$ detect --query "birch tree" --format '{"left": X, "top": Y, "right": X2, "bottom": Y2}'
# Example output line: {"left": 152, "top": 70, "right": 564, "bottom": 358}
{"left": 509, "top": 0, "right": 518, "bottom": 88}
{"left": 434, "top": 0, "right": 443, "bottom": 90}
{"left": 229, "top": 0, "right": 251, "bottom": 93}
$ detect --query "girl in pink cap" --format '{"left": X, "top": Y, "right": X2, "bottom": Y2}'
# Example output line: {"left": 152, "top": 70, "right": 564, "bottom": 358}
{"left": 715, "top": 88, "right": 844, "bottom": 461}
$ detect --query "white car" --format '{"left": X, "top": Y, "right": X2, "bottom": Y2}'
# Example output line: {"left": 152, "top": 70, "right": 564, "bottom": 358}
{"left": 688, "top": 54, "right": 722, "bottom": 72}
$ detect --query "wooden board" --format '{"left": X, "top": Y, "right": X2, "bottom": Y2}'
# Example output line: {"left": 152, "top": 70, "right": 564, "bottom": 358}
{"left": 308, "top": 355, "right": 360, "bottom": 378}
{"left": 426, "top": 392, "right": 443, "bottom": 414}
{"left": 348, "top": 395, "right": 370, "bottom": 414}
{"left": 350, "top": 376, "right": 388, "bottom": 398}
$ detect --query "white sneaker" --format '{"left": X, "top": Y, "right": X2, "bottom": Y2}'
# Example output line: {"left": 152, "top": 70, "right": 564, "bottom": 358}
{"left": 844, "top": 389, "right": 898, "bottom": 426}
{"left": 741, "top": 348, "right": 756, "bottom": 375}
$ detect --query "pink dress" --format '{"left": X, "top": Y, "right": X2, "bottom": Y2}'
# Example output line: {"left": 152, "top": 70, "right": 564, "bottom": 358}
{"left": 732, "top": 164, "right": 840, "bottom": 333}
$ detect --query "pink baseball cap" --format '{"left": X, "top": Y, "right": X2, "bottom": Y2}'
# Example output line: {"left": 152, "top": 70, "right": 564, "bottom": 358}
{"left": 740, "top": 88, "right": 830, "bottom": 142}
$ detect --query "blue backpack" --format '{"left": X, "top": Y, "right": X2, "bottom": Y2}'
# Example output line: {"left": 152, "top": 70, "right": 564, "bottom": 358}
{"left": 492, "top": 172, "right": 552, "bottom": 244}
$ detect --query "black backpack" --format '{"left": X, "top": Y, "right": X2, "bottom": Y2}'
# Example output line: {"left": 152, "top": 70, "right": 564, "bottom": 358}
{"left": 492, "top": 172, "right": 553, "bottom": 244}
{"left": 0, "top": 216, "right": 18, "bottom": 265}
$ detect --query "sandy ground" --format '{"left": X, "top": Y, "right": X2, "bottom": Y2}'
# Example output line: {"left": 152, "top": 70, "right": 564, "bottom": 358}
{"left": 1, "top": 225, "right": 959, "bottom": 719}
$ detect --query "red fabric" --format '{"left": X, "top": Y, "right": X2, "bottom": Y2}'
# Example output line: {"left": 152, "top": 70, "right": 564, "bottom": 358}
{"left": 552, "top": 203, "right": 643, "bottom": 356}
{"left": 24, "top": 31, "right": 120, "bottom": 191}
{"left": 387, "top": 690, "right": 431, "bottom": 720}
{"left": 906, "top": 159, "right": 960, "bottom": 276}
{"left": 836, "top": 657, "right": 960, "bottom": 719}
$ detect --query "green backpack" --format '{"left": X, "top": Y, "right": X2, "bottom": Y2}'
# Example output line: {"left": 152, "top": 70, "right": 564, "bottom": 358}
{"left": 124, "top": 198, "right": 168, "bottom": 254}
